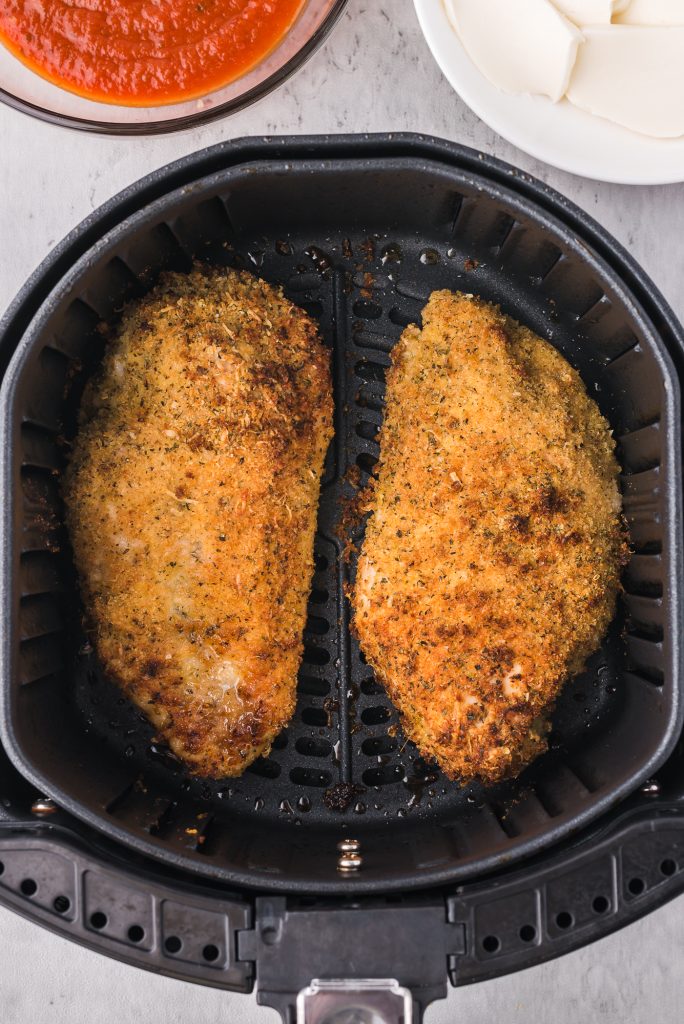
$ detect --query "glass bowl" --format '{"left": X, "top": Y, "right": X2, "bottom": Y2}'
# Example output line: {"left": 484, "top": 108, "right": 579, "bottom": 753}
{"left": 0, "top": 0, "right": 348, "bottom": 135}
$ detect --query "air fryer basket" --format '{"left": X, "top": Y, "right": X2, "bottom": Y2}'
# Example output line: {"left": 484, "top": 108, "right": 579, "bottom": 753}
{"left": 1, "top": 141, "right": 681, "bottom": 895}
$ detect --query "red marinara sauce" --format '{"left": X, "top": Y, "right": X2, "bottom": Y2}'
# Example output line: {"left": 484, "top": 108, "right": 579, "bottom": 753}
{"left": 0, "top": 0, "right": 305, "bottom": 106}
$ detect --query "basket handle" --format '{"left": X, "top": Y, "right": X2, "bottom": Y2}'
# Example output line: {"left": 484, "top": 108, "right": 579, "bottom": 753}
{"left": 296, "top": 979, "right": 413, "bottom": 1024}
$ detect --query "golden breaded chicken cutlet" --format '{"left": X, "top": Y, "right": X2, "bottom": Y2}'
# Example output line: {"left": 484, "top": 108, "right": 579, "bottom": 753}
{"left": 354, "top": 290, "right": 625, "bottom": 785}
{"left": 64, "top": 266, "right": 333, "bottom": 778}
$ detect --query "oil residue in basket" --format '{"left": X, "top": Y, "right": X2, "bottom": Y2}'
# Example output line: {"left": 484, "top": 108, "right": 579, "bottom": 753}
{"left": 279, "top": 799, "right": 294, "bottom": 815}
{"left": 323, "top": 696, "right": 339, "bottom": 728}
{"left": 403, "top": 759, "right": 439, "bottom": 808}
{"left": 275, "top": 239, "right": 292, "bottom": 256}
{"left": 304, "top": 245, "right": 332, "bottom": 278}
{"left": 148, "top": 742, "right": 183, "bottom": 772}
{"left": 323, "top": 782, "right": 365, "bottom": 812}
{"left": 359, "top": 237, "right": 376, "bottom": 262}
{"left": 297, "top": 795, "right": 311, "bottom": 813}
{"left": 347, "top": 680, "right": 360, "bottom": 708}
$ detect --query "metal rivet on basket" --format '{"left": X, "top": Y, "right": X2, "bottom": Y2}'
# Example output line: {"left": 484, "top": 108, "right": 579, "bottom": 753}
{"left": 641, "top": 779, "right": 660, "bottom": 797}
{"left": 31, "top": 798, "right": 57, "bottom": 815}
{"left": 337, "top": 838, "right": 362, "bottom": 873}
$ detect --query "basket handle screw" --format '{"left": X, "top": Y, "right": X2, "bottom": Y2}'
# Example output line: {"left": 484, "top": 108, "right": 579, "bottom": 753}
{"left": 337, "top": 838, "right": 362, "bottom": 872}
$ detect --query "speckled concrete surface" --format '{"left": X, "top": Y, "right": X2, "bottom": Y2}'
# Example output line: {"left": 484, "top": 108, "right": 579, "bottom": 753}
{"left": 1, "top": 2, "right": 683, "bottom": 1021}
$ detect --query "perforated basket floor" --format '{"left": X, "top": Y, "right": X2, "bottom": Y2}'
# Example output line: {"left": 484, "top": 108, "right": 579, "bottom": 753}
{"left": 1, "top": 143, "right": 681, "bottom": 892}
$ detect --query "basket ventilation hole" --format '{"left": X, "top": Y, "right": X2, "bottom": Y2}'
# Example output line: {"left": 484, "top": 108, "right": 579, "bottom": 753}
{"left": 306, "top": 615, "right": 330, "bottom": 636}
{"left": 592, "top": 895, "right": 610, "bottom": 914}
{"left": 303, "top": 647, "right": 331, "bottom": 667}
{"left": 361, "top": 678, "right": 384, "bottom": 697}
{"left": 298, "top": 676, "right": 329, "bottom": 697}
{"left": 289, "top": 766, "right": 332, "bottom": 787}
{"left": 90, "top": 911, "right": 107, "bottom": 929}
{"left": 301, "top": 707, "right": 328, "bottom": 727}
{"left": 628, "top": 877, "right": 646, "bottom": 896}
{"left": 0, "top": 861, "right": 4, "bottom": 876}
{"left": 202, "top": 944, "right": 220, "bottom": 962}
{"left": 128, "top": 925, "right": 145, "bottom": 943}
{"left": 246, "top": 759, "right": 281, "bottom": 780}
{"left": 519, "top": 924, "right": 536, "bottom": 943}
{"left": 661, "top": 859, "right": 678, "bottom": 877}
{"left": 555, "top": 911, "right": 573, "bottom": 930}
{"left": 20, "top": 879, "right": 37, "bottom": 896}
{"left": 361, "top": 706, "right": 391, "bottom": 726}
{"left": 362, "top": 765, "right": 404, "bottom": 787}
{"left": 362, "top": 736, "right": 397, "bottom": 756}
{"left": 353, "top": 300, "right": 383, "bottom": 320}
{"left": 295, "top": 737, "right": 332, "bottom": 758}
{"left": 482, "top": 935, "right": 500, "bottom": 953}
{"left": 356, "top": 421, "right": 379, "bottom": 442}
{"left": 164, "top": 936, "right": 182, "bottom": 954}
{"left": 53, "top": 895, "right": 70, "bottom": 914}
{"left": 356, "top": 452, "right": 378, "bottom": 476}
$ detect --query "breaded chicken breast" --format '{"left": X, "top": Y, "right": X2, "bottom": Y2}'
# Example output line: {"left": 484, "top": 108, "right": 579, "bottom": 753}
{"left": 354, "top": 291, "right": 625, "bottom": 785}
{"left": 64, "top": 267, "right": 333, "bottom": 778}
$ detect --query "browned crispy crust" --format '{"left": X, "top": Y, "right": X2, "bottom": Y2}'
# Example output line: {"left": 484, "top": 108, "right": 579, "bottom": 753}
{"left": 353, "top": 290, "right": 625, "bottom": 785}
{"left": 64, "top": 266, "right": 333, "bottom": 778}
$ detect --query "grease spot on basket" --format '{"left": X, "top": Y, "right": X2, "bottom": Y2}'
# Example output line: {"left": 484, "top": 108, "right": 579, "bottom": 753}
{"left": 304, "top": 246, "right": 332, "bottom": 277}
{"left": 323, "top": 782, "right": 365, "bottom": 812}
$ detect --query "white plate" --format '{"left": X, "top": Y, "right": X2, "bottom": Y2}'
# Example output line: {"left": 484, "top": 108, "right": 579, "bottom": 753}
{"left": 413, "top": 0, "right": 684, "bottom": 184}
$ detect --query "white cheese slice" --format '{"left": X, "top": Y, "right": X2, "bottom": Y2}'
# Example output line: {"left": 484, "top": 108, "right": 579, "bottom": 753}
{"left": 551, "top": 1, "right": 627, "bottom": 25}
{"left": 566, "top": 26, "right": 684, "bottom": 137}
{"left": 616, "top": 0, "right": 684, "bottom": 24}
{"left": 444, "top": 0, "right": 583, "bottom": 102}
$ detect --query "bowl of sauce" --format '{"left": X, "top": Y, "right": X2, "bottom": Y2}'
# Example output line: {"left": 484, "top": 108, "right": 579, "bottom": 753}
{"left": 0, "top": 0, "right": 347, "bottom": 132}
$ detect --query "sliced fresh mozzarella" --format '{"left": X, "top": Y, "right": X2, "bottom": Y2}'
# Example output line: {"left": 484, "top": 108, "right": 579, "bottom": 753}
{"left": 616, "top": 0, "right": 684, "bottom": 24}
{"left": 552, "top": 1, "right": 624, "bottom": 25}
{"left": 444, "top": 0, "right": 583, "bottom": 102}
{"left": 567, "top": 26, "right": 684, "bottom": 137}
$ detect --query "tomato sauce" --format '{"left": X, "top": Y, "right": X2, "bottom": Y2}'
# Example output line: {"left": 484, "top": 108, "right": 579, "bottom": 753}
{"left": 0, "top": 0, "right": 305, "bottom": 106}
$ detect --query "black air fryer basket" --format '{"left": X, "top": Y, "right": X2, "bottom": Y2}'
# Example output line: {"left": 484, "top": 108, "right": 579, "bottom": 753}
{"left": 0, "top": 135, "right": 683, "bottom": 1023}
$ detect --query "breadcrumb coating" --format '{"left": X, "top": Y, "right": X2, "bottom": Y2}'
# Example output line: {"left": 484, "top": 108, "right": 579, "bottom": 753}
{"left": 64, "top": 266, "right": 333, "bottom": 778}
{"left": 354, "top": 290, "right": 625, "bottom": 784}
